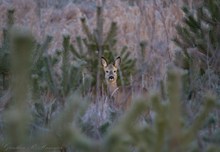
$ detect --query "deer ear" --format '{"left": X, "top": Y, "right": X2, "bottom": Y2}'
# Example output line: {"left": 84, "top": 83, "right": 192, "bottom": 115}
{"left": 101, "top": 57, "right": 107, "bottom": 67}
{"left": 114, "top": 57, "right": 121, "bottom": 68}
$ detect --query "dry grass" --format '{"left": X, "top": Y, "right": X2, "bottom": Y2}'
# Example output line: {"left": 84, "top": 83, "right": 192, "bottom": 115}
{"left": 0, "top": 1, "right": 220, "bottom": 151}
{"left": 0, "top": 1, "right": 186, "bottom": 87}
{"left": 0, "top": 0, "right": 209, "bottom": 106}
{"left": 0, "top": 0, "right": 198, "bottom": 117}
{"left": 0, "top": 0, "right": 183, "bottom": 54}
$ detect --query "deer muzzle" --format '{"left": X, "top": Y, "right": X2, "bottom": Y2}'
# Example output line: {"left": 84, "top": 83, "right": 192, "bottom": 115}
{"left": 109, "top": 76, "right": 114, "bottom": 80}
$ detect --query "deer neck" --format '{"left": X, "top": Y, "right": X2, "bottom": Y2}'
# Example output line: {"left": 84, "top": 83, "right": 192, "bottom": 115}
{"left": 107, "top": 81, "right": 118, "bottom": 96}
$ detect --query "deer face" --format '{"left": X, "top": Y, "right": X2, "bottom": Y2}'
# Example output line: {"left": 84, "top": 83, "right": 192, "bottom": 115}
{"left": 101, "top": 57, "right": 121, "bottom": 84}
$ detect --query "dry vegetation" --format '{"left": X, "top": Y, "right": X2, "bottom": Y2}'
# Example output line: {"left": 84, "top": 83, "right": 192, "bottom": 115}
{"left": 0, "top": 0, "right": 185, "bottom": 89}
{"left": 0, "top": 0, "right": 220, "bottom": 151}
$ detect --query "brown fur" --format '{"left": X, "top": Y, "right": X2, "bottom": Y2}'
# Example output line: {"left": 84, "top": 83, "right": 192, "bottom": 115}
{"left": 101, "top": 57, "right": 133, "bottom": 110}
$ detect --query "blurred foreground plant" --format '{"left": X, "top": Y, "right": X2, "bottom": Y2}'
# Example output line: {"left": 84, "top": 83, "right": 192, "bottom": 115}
{"left": 1, "top": 37, "right": 219, "bottom": 152}
{"left": 173, "top": 1, "right": 220, "bottom": 136}
{"left": 0, "top": 9, "right": 14, "bottom": 91}
{"left": 3, "top": 25, "right": 34, "bottom": 149}
{"left": 0, "top": 4, "right": 219, "bottom": 152}
{"left": 174, "top": 0, "right": 220, "bottom": 102}
{"left": 174, "top": 0, "right": 220, "bottom": 74}
{"left": 101, "top": 66, "right": 219, "bottom": 152}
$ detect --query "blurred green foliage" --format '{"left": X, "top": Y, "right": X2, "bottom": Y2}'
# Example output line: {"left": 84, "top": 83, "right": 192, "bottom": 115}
{"left": 1, "top": 37, "right": 219, "bottom": 151}
{"left": 173, "top": 0, "right": 220, "bottom": 114}
{"left": 174, "top": 1, "right": 220, "bottom": 75}
{"left": 0, "top": 2, "right": 220, "bottom": 152}
{"left": 0, "top": 9, "right": 14, "bottom": 91}
{"left": 173, "top": 1, "right": 220, "bottom": 150}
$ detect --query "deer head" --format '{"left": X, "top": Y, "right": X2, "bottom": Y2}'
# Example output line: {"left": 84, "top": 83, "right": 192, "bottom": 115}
{"left": 101, "top": 57, "right": 121, "bottom": 86}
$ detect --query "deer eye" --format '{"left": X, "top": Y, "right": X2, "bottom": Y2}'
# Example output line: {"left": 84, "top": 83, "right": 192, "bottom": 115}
{"left": 106, "top": 70, "right": 109, "bottom": 73}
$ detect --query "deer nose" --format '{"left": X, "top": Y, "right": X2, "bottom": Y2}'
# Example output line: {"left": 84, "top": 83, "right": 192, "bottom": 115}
{"left": 109, "top": 76, "right": 114, "bottom": 80}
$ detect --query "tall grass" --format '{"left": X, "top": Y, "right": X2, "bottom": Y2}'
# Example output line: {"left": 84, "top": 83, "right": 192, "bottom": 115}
{"left": 0, "top": 0, "right": 219, "bottom": 152}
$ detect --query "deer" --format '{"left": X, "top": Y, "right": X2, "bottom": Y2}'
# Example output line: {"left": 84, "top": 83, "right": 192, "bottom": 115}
{"left": 101, "top": 56, "right": 132, "bottom": 110}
